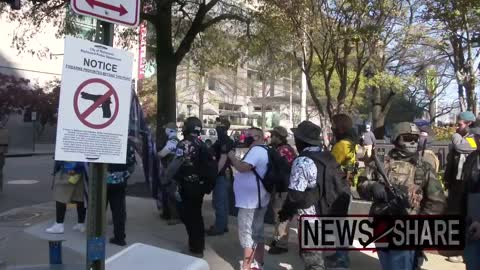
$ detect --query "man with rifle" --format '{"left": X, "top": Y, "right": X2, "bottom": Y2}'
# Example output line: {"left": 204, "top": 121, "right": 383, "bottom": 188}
{"left": 357, "top": 122, "right": 446, "bottom": 270}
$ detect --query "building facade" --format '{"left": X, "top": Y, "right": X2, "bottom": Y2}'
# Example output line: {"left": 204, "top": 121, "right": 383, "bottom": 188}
{"left": 175, "top": 62, "right": 321, "bottom": 130}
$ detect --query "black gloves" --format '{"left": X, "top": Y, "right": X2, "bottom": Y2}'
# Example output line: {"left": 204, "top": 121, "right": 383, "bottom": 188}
{"left": 371, "top": 182, "right": 387, "bottom": 202}
{"left": 278, "top": 206, "right": 295, "bottom": 223}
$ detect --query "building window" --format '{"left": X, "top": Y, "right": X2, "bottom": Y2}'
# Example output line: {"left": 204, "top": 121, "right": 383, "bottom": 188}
{"left": 208, "top": 76, "right": 216, "bottom": 91}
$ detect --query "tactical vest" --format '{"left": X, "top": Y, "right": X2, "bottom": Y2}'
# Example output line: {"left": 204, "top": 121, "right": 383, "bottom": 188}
{"left": 175, "top": 138, "right": 203, "bottom": 183}
{"left": 421, "top": 150, "right": 440, "bottom": 174}
{"left": 384, "top": 157, "right": 429, "bottom": 214}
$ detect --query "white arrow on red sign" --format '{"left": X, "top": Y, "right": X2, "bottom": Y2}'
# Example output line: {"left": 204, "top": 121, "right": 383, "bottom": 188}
{"left": 72, "top": 0, "right": 140, "bottom": 27}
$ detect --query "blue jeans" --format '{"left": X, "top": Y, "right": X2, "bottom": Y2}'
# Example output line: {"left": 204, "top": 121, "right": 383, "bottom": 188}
{"left": 378, "top": 250, "right": 415, "bottom": 270}
{"left": 465, "top": 240, "right": 480, "bottom": 270}
{"left": 212, "top": 175, "right": 229, "bottom": 231}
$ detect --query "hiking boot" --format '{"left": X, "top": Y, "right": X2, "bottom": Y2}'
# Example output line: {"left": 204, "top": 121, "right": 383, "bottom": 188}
{"left": 206, "top": 226, "right": 228, "bottom": 236}
{"left": 160, "top": 212, "right": 170, "bottom": 220}
{"left": 46, "top": 223, "right": 64, "bottom": 234}
{"left": 188, "top": 248, "right": 204, "bottom": 258}
{"left": 268, "top": 246, "right": 288, "bottom": 254}
{"left": 206, "top": 226, "right": 226, "bottom": 236}
{"left": 446, "top": 256, "right": 464, "bottom": 263}
{"left": 109, "top": 238, "right": 126, "bottom": 247}
{"left": 325, "top": 253, "right": 350, "bottom": 270}
{"left": 167, "top": 219, "right": 181, "bottom": 226}
{"left": 72, "top": 223, "right": 86, "bottom": 233}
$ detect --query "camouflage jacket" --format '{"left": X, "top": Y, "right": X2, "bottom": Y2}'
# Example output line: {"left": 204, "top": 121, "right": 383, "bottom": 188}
{"left": 358, "top": 149, "right": 446, "bottom": 215}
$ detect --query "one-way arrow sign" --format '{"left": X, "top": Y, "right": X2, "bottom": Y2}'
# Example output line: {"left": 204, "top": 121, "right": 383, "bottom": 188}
{"left": 85, "top": 0, "right": 128, "bottom": 16}
{"left": 72, "top": 0, "right": 139, "bottom": 27}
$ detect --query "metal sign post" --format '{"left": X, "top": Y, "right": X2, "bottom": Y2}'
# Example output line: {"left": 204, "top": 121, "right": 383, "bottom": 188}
{"left": 86, "top": 20, "right": 113, "bottom": 270}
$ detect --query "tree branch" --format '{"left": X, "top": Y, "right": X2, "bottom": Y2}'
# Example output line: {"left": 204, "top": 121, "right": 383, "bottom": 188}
{"left": 199, "top": 14, "right": 248, "bottom": 32}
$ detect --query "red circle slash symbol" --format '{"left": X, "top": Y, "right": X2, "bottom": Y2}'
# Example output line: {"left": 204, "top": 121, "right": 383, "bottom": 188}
{"left": 73, "top": 78, "right": 119, "bottom": 129}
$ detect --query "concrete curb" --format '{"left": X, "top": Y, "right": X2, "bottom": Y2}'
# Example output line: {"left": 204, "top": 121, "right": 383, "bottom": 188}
{"left": 5, "top": 152, "right": 54, "bottom": 158}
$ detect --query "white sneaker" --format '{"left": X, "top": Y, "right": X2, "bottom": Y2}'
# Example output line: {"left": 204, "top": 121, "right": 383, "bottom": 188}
{"left": 72, "top": 223, "right": 86, "bottom": 233}
{"left": 46, "top": 223, "right": 64, "bottom": 234}
{"left": 250, "top": 260, "right": 263, "bottom": 270}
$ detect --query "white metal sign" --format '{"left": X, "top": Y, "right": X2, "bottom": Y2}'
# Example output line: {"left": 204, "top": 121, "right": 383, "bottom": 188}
{"left": 55, "top": 36, "right": 133, "bottom": 164}
{"left": 72, "top": 0, "right": 140, "bottom": 27}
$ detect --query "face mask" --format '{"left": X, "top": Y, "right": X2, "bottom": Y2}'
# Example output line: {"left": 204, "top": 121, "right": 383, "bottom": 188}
{"left": 332, "top": 127, "right": 342, "bottom": 139}
{"left": 244, "top": 136, "right": 255, "bottom": 147}
{"left": 165, "top": 128, "right": 177, "bottom": 138}
{"left": 398, "top": 135, "right": 418, "bottom": 154}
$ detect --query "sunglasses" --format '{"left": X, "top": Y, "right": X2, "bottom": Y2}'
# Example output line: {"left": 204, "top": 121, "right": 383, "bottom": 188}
{"left": 400, "top": 134, "right": 419, "bottom": 142}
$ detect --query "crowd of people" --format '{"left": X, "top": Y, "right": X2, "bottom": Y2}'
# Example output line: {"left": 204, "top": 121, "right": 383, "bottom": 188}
{"left": 41, "top": 111, "right": 480, "bottom": 270}
{"left": 45, "top": 138, "right": 137, "bottom": 247}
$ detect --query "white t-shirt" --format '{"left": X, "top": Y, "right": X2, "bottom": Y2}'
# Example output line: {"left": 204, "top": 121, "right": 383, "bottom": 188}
{"left": 233, "top": 146, "right": 270, "bottom": 209}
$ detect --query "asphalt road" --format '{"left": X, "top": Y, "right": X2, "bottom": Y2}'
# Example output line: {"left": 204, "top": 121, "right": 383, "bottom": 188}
{"left": 0, "top": 154, "right": 372, "bottom": 216}
{"left": 0, "top": 155, "right": 56, "bottom": 213}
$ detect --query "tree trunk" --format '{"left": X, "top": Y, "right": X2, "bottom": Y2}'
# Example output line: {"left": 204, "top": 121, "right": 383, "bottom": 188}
{"left": 465, "top": 73, "right": 477, "bottom": 115}
{"left": 373, "top": 113, "right": 386, "bottom": 139}
{"left": 198, "top": 69, "right": 206, "bottom": 122}
{"left": 261, "top": 79, "right": 266, "bottom": 131}
{"left": 155, "top": 4, "right": 176, "bottom": 148}
{"left": 371, "top": 86, "right": 395, "bottom": 139}
{"left": 458, "top": 85, "right": 467, "bottom": 112}
{"left": 371, "top": 85, "right": 384, "bottom": 138}
{"left": 429, "top": 99, "right": 436, "bottom": 126}
{"left": 336, "top": 37, "right": 350, "bottom": 113}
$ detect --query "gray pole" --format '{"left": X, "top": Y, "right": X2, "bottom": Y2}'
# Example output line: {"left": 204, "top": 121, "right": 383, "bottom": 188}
{"left": 86, "top": 20, "right": 114, "bottom": 270}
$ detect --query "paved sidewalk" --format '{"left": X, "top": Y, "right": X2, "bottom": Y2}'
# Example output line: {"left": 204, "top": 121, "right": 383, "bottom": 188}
{"left": 5, "top": 144, "right": 55, "bottom": 157}
{"left": 0, "top": 196, "right": 467, "bottom": 270}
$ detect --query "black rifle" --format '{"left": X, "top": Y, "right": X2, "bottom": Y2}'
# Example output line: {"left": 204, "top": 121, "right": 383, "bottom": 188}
{"left": 372, "top": 150, "right": 410, "bottom": 215}
{"left": 372, "top": 150, "right": 427, "bottom": 269}
{"left": 81, "top": 92, "right": 112, "bottom": 118}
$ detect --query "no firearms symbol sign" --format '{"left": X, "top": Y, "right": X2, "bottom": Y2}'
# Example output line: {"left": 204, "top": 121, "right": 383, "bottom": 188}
{"left": 55, "top": 36, "right": 133, "bottom": 164}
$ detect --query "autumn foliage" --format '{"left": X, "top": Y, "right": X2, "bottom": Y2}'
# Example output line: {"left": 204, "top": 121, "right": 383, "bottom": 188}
{"left": 0, "top": 72, "right": 59, "bottom": 126}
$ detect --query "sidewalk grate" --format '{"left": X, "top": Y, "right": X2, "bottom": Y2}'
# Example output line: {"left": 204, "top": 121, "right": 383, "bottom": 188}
{"left": 0, "top": 212, "right": 41, "bottom": 224}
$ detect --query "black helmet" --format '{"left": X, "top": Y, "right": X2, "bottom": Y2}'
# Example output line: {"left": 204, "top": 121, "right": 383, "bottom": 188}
{"left": 183, "top": 117, "right": 202, "bottom": 135}
{"left": 216, "top": 117, "right": 231, "bottom": 130}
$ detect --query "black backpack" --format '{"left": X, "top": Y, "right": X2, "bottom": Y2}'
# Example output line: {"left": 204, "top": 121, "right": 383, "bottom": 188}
{"left": 170, "top": 138, "right": 217, "bottom": 194}
{"left": 250, "top": 145, "right": 292, "bottom": 194}
{"left": 300, "top": 150, "right": 351, "bottom": 215}
{"left": 198, "top": 142, "right": 218, "bottom": 194}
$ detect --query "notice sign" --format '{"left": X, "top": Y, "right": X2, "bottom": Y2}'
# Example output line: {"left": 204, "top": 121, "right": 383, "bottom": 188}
{"left": 55, "top": 36, "right": 133, "bottom": 164}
